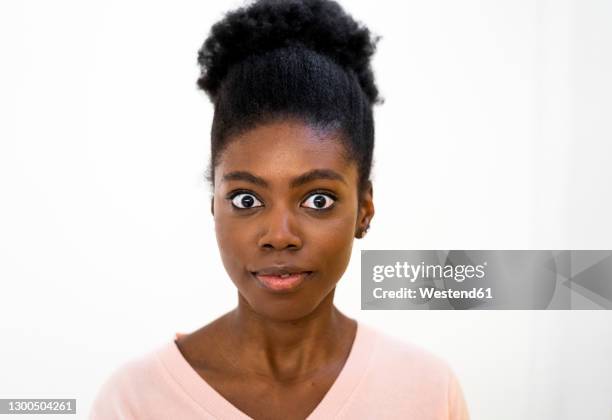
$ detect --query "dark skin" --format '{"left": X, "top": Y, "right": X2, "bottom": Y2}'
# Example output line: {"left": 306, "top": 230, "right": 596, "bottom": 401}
{"left": 176, "top": 119, "right": 375, "bottom": 420}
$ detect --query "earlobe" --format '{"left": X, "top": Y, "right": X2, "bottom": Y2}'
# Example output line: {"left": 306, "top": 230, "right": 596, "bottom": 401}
{"left": 356, "top": 181, "right": 374, "bottom": 239}
{"left": 356, "top": 218, "right": 370, "bottom": 238}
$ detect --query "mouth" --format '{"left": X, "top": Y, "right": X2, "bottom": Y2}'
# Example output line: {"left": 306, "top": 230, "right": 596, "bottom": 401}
{"left": 250, "top": 270, "right": 313, "bottom": 293}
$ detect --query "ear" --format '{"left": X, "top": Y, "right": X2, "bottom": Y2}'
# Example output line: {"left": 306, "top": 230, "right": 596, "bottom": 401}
{"left": 210, "top": 196, "right": 215, "bottom": 217}
{"left": 355, "top": 181, "right": 374, "bottom": 239}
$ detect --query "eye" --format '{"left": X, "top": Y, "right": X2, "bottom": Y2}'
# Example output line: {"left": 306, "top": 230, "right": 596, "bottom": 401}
{"left": 302, "top": 193, "right": 336, "bottom": 210}
{"left": 230, "top": 192, "right": 263, "bottom": 209}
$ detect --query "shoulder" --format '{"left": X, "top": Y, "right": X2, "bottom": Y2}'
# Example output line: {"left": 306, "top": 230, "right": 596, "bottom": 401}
{"left": 363, "top": 323, "right": 453, "bottom": 380}
{"left": 89, "top": 345, "right": 169, "bottom": 420}
{"left": 356, "top": 323, "right": 470, "bottom": 419}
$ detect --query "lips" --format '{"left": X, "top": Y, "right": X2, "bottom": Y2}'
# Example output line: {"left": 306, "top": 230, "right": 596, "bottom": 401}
{"left": 250, "top": 265, "right": 313, "bottom": 292}
{"left": 253, "top": 265, "right": 311, "bottom": 276}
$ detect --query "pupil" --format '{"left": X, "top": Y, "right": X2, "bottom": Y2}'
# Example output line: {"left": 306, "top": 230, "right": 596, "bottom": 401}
{"left": 313, "top": 195, "right": 326, "bottom": 208}
{"left": 241, "top": 195, "right": 254, "bottom": 207}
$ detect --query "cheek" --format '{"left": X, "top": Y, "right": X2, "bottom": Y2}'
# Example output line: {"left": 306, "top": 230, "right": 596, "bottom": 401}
{"left": 214, "top": 212, "right": 251, "bottom": 273}
{"left": 309, "top": 212, "right": 356, "bottom": 274}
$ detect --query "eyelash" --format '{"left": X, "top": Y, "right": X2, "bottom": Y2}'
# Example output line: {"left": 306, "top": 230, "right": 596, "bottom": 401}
{"left": 226, "top": 189, "right": 337, "bottom": 211}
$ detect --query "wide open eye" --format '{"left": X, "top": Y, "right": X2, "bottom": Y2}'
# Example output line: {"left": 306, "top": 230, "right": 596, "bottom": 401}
{"left": 230, "top": 192, "right": 263, "bottom": 209}
{"left": 301, "top": 193, "right": 336, "bottom": 210}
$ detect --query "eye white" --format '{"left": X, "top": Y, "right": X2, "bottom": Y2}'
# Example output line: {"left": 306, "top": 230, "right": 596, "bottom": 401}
{"left": 302, "top": 194, "right": 335, "bottom": 209}
{"left": 231, "top": 193, "right": 263, "bottom": 209}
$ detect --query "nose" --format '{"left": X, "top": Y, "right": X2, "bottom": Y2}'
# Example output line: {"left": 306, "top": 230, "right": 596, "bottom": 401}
{"left": 257, "top": 205, "right": 303, "bottom": 251}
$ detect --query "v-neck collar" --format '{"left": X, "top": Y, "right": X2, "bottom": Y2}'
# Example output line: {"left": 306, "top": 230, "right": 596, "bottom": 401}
{"left": 156, "top": 321, "right": 377, "bottom": 420}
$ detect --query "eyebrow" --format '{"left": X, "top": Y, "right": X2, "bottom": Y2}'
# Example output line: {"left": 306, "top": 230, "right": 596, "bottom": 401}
{"left": 222, "top": 169, "right": 348, "bottom": 188}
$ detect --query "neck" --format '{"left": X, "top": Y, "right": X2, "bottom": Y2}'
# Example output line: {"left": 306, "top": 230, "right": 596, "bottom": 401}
{"left": 219, "top": 290, "right": 356, "bottom": 381}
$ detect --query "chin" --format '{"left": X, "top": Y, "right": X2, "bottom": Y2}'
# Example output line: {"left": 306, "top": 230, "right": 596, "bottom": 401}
{"left": 237, "top": 286, "right": 326, "bottom": 322}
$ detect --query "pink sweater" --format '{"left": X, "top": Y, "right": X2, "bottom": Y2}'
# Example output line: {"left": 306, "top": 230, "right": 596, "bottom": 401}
{"left": 90, "top": 322, "right": 470, "bottom": 419}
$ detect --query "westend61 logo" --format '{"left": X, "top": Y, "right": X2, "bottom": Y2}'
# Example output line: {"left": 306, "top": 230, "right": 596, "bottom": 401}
{"left": 372, "top": 261, "right": 487, "bottom": 283}
{"left": 363, "top": 250, "right": 612, "bottom": 310}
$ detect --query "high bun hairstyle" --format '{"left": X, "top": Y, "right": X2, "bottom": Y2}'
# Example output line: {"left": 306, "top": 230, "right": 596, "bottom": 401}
{"left": 197, "top": 0, "right": 382, "bottom": 200}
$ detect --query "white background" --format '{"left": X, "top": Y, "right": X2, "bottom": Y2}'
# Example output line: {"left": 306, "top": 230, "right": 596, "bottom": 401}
{"left": 1, "top": 0, "right": 611, "bottom": 419}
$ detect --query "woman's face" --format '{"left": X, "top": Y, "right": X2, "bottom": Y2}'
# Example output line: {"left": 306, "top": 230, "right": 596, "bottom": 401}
{"left": 212, "top": 119, "right": 374, "bottom": 321}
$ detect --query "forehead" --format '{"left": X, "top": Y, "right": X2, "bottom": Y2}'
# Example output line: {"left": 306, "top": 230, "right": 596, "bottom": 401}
{"left": 217, "top": 119, "right": 356, "bottom": 182}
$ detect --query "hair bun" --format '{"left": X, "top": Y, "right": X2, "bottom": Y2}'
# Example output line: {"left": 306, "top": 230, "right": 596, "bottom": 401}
{"left": 197, "top": 0, "right": 381, "bottom": 104}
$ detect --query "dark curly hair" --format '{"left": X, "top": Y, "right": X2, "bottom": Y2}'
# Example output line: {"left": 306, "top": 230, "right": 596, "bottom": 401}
{"left": 197, "top": 0, "right": 382, "bottom": 200}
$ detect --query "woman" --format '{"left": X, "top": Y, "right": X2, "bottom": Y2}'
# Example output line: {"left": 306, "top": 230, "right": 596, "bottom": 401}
{"left": 90, "top": 0, "right": 470, "bottom": 419}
